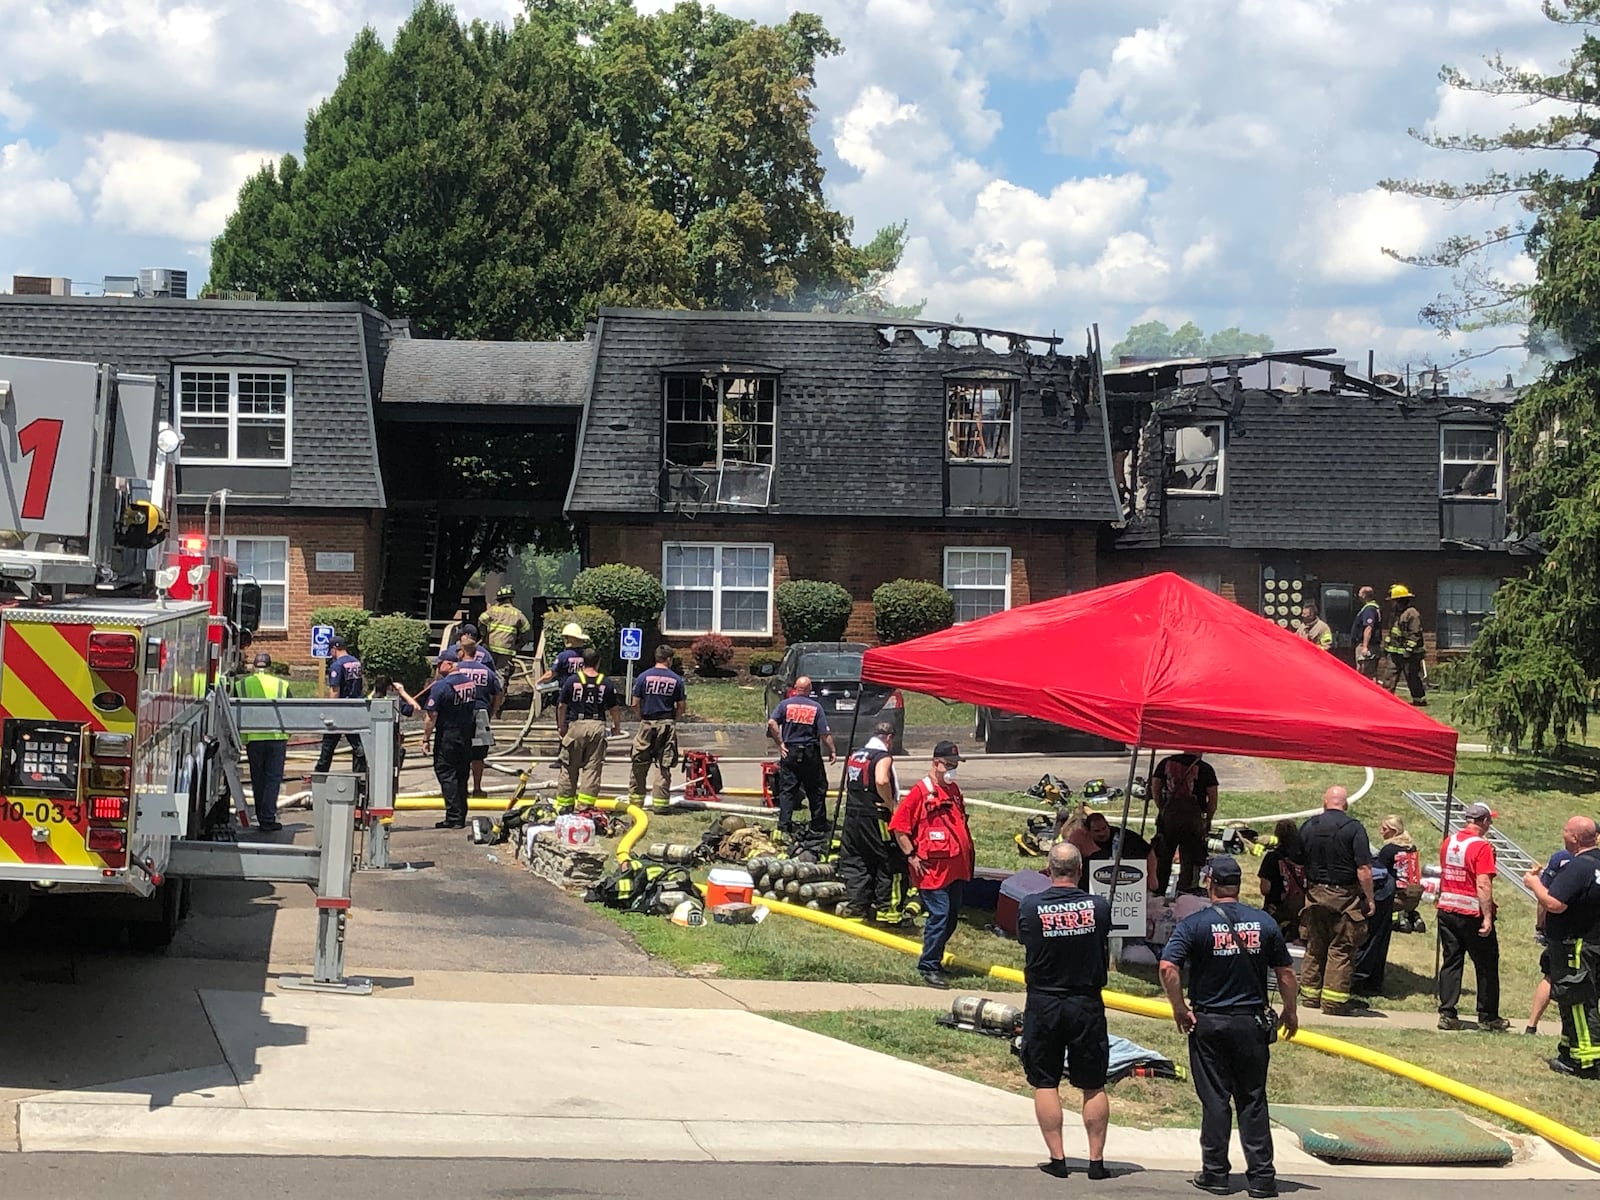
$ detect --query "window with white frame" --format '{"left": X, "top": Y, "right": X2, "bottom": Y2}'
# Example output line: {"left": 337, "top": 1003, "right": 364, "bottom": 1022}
{"left": 662, "top": 542, "right": 774, "bottom": 635}
{"left": 1163, "top": 422, "right": 1224, "bottom": 495}
{"left": 664, "top": 374, "right": 776, "bottom": 468}
{"left": 226, "top": 536, "right": 289, "bottom": 630}
{"left": 176, "top": 367, "right": 292, "bottom": 464}
{"left": 1437, "top": 576, "right": 1498, "bottom": 649}
{"left": 945, "top": 380, "right": 1015, "bottom": 462}
{"left": 1440, "top": 425, "right": 1502, "bottom": 498}
{"left": 944, "top": 547, "right": 1012, "bottom": 623}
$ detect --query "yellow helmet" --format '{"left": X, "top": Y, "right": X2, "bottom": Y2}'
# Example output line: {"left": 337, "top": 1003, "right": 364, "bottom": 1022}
{"left": 1388, "top": 584, "right": 1414, "bottom": 601}
{"left": 561, "top": 622, "right": 588, "bottom": 641}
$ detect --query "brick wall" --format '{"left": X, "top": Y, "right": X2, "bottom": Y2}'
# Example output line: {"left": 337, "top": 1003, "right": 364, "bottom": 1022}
{"left": 177, "top": 508, "right": 382, "bottom": 666}
{"left": 1099, "top": 547, "right": 1523, "bottom": 660}
{"left": 585, "top": 518, "right": 1100, "bottom": 660}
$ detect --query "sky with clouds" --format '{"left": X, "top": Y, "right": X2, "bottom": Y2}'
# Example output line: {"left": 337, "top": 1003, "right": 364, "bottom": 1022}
{"left": 0, "top": 0, "right": 1580, "bottom": 376}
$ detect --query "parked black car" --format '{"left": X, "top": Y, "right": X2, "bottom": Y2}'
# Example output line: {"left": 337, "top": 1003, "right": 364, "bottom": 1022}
{"left": 974, "top": 706, "right": 1126, "bottom": 755}
{"left": 760, "top": 642, "right": 905, "bottom": 750}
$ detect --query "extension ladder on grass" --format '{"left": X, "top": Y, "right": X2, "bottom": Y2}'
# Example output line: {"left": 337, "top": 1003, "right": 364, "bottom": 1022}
{"left": 1401, "top": 790, "right": 1537, "bottom": 902}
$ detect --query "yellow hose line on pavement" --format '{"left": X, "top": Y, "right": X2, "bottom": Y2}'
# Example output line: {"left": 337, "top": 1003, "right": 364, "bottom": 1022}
{"left": 391, "top": 797, "right": 648, "bottom": 864}
{"left": 762, "top": 899, "right": 1600, "bottom": 1168}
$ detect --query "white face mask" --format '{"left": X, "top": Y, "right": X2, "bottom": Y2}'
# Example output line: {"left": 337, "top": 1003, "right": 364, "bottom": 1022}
{"left": 943, "top": 767, "right": 959, "bottom": 782}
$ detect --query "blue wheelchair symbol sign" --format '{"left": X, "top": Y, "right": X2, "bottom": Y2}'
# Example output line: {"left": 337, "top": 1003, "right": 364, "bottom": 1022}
{"left": 619, "top": 626, "right": 643, "bottom": 662}
{"left": 311, "top": 624, "right": 336, "bottom": 660}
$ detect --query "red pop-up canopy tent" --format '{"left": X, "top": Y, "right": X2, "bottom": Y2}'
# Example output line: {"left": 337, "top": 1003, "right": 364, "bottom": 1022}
{"left": 861, "top": 572, "right": 1458, "bottom": 775}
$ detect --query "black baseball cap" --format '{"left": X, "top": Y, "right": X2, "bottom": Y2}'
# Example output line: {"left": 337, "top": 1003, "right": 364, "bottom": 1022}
{"left": 330, "top": 635, "right": 346, "bottom": 649}
{"left": 932, "top": 740, "right": 964, "bottom": 762}
{"left": 1204, "top": 854, "right": 1243, "bottom": 884}
{"left": 252, "top": 651, "right": 273, "bottom": 669}
{"left": 459, "top": 623, "right": 479, "bottom": 638}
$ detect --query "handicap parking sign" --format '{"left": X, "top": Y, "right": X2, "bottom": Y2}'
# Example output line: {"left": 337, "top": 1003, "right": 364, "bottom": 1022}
{"left": 620, "top": 626, "right": 643, "bottom": 662}
{"left": 311, "top": 624, "right": 336, "bottom": 659}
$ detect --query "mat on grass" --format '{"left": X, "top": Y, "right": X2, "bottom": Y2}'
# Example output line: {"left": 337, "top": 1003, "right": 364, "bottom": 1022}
{"left": 1270, "top": 1105, "right": 1513, "bottom": 1166}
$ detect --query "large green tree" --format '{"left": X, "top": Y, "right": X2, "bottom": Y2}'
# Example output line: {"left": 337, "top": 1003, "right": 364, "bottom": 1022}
{"left": 1383, "top": 1, "right": 1600, "bottom": 749}
{"left": 209, "top": 0, "right": 905, "bottom": 336}
{"left": 1109, "top": 320, "right": 1274, "bottom": 362}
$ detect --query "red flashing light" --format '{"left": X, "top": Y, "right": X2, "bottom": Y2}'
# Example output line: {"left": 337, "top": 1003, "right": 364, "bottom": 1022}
{"left": 89, "top": 796, "right": 128, "bottom": 822}
{"left": 86, "top": 827, "right": 126, "bottom": 853}
{"left": 180, "top": 535, "right": 206, "bottom": 553}
{"left": 88, "top": 632, "right": 139, "bottom": 671}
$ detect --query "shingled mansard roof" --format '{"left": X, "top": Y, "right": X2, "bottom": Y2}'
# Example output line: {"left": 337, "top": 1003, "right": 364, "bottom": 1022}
{"left": 0, "top": 295, "right": 386, "bottom": 508}
{"left": 382, "top": 338, "right": 594, "bottom": 409}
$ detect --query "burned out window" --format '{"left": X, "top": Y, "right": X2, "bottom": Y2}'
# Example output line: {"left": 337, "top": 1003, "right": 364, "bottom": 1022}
{"left": 1440, "top": 425, "right": 1501, "bottom": 498}
{"left": 946, "top": 381, "right": 1014, "bottom": 462}
{"left": 664, "top": 374, "right": 776, "bottom": 469}
{"left": 1164, "top": 422, "right": 1224, "bottom": 495}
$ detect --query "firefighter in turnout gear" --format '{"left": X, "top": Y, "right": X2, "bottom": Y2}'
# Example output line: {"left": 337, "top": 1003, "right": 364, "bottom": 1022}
{"left": 629, "top": 644, "right": 686, "bottom": 811}
{"left": 1378, "top": 584, "right": 1427, "bottom": 705}
{"left": 1296, "top": 786, "right": 1375, "bottom": 1016}
{"left": 839, "top": 721, "right": 907, "bottom": 922}
{"left": 557, "top": 646, "right": 622, "bottom": 811}
{"left": 1525, "top": 816, "right": 1600, "bottom": 1079}
{"left": 481, "top": 585, "right": 532, "bottom": 674}
{"left": 234, "top": 652, "right": 291, "bottom": 832}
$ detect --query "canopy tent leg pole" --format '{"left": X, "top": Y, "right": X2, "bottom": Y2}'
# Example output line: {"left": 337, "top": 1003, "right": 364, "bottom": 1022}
{"left": 1435, "top": 772, "right": 1455, "bottom": 982}
{"left": 1136, "top": 744, "right": 1157, "bottom": 831}
{"left": 825, "top": 702, "right": 866, "bottom": 851}
{"left": 1106, "top": 742, "right": 1144, "bottom": 958}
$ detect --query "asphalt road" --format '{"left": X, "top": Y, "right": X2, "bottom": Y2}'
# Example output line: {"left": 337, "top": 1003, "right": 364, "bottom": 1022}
{"left": 3, "top": 1157, "right": 1594, "bottom": 1200}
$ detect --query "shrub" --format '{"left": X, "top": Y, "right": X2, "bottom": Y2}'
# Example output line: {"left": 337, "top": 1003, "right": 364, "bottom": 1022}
{"left": 775, "top": 580, "right": 853, "bottom": 643}
{"left": 873, "top": 579, "right": 955, "bottom": 645}
{"left": 572, "top": 563, "right": 666, "bottom": 630}
{"left": 310, "top": 605, "right": 372, "bottom": 650}
{"left": 358, "top": 613, "right": 432, "bottom": 692}
{"left": 690, "top": 633, "right": 734, "bottom": 674}
{"left": 746, "top": 649, "right": 784, "bottom": 677}
{"left": 542, "top": 605, "right": 617, "bottom": 672}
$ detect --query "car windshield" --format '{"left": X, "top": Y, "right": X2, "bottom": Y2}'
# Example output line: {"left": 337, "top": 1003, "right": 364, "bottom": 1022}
{"left": 797, "top": 652, "right": 862, "bottom": 681}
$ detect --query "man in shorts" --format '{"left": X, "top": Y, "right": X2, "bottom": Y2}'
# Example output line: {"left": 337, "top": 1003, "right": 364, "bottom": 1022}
{"left": 1016, "top": 841, "right": 1113, "bottom": 1180}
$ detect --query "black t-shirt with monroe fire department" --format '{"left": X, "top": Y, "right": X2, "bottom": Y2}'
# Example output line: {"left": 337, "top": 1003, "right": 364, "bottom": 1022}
{"left": 1162, "top": 900, "right": 1292, "bottom": 1010}
{"left": 1016, "top": 885, "right": 1112, "bottom": 996}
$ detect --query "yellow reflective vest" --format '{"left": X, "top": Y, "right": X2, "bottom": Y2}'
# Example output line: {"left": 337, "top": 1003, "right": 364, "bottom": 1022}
{"left": 234, "top": 668, "right": 291, "bottom": 742}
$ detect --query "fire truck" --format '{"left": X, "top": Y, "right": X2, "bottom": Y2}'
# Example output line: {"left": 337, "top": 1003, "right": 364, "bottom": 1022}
{"left": 0, "top": 353, "right": 255, "bottom": 947}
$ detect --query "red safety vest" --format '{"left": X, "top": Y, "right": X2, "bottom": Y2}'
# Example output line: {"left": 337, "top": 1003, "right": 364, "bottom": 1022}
{"left": 1438, "top": 830, "right": 1493, "bottom": 916}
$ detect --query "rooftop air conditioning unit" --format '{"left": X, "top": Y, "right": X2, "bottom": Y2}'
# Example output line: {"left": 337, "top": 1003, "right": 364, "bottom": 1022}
{"left": 12, "top": 275, "right": 72, "bottom": 296}
{"left": 139, "top": 268, "right": 188, "bottom": 299}
{"left": 103, "top": 275, "right": 139, "bottom": 297}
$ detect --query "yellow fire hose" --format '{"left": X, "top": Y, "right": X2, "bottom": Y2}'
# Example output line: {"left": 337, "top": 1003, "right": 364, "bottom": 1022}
{"left": 761, "top": 897, "right": 1600, "bottom": 1168}
{"left": 390, "top": 795, "right": 649, "bottom": 864}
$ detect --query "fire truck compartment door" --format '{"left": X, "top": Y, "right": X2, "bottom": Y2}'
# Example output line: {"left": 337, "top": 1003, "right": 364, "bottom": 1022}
{"left": 0, "top": 355, "right": 102, "bottom": 539}
{"left": 136, "top": 747, "right": 193, "bottom": 838}
{"left": 111, "top": 373, "right": 161, "bottom": 480}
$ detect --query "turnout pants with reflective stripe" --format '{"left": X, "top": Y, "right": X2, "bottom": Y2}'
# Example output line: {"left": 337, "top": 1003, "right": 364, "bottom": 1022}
{"left": 1300, "top": 883, "right": 1367, "bottom": 1006}
{"left": 1553, "top": 937, "right": 1600, "bottom": 1070}
{"left": 838, "top": 800, "right": 907, "bottom": 917}
{"left": 629, "top": 718, "right": 679, "bottom": 804}
{"left": 1437, "top": 909, "right": 1501, "bottom": 1023}
{"left": 559, "top": 719, "right": 609, "bottom": 808}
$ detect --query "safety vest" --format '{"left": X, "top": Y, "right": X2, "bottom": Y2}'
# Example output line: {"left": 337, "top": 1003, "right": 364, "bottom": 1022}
{"left": 234, "top": 669, "right": 291, "bottom": 743}
{"left": 1383, "top": 606, "right": 1424, "bottom": 656}
{"left": 1438, "top": 830, "right": 1491, "bottom": 916}
{"left": 567, "top": 672, "right": 613, "bottom": 721}
{"left": 481, "top": 603, "right": 529, "bottom": 655}
{"left": 1352, "top": 600, "right": 1381, "bottom": 644}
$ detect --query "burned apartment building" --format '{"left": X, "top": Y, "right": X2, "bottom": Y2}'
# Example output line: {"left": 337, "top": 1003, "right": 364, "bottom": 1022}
{"left": 565, "top": 308, "right": 1122, "bottom": 659}
{"left": 1099, "top": 351, "right": 1520, "bottom": 661}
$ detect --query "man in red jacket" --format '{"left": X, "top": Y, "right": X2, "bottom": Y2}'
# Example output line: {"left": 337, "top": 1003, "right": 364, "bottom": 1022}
{"left": 891, "top": 740, "right": 975, "bottom": 989}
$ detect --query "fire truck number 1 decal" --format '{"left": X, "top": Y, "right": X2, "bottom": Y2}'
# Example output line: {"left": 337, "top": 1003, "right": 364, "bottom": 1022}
{"left": 18, "top": 418, "right": 64, "bottom": 522}
{"left": 0, "top": 800, "right": 83, "bottom": 825}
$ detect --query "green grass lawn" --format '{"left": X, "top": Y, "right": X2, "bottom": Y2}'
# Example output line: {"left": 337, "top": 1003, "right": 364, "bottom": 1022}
{"left": 771, "top": 1007, "right": 1600, "bottom": 1137}
{"left": 682, "top": 680, "right": 974, "bottom": 729}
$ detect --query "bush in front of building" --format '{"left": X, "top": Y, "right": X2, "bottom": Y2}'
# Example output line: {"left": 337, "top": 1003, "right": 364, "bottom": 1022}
{"left": 572, "top": 563, "right": 666, "bottom": 632}
{"left": 873, "top": 579, "right": 955, "bottom": 645}
{"left": 542, "top": 605, "right": 617, "bottom": 672}
{"left": 310, "top": 605, "right": 372, "bottom": 651}
{"left": 690, "top": 633, "right": 735, "bottom": 675}
{"left": 775, "top": 579, "right": 853, "bottom": 643}
{"left": 359, "top": 613, "right": 432, "bottom": 692}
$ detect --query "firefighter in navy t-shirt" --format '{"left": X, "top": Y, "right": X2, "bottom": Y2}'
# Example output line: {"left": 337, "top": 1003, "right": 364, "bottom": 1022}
{"left": 766, "top": 676, "right": 836, "bottom": 834}
{"left": 629, "top": 644, "right": 686, "bottom": 811}
{"left": 1160, "top": 855, "right": 1298, "bottom": 1198}
{"left": 314, "top": 635, "right": 367, "bottom": 775}
{"left": 420, "top": 657, "right": 481, "bottom": 829}
{"left": 1016, "top": 842, "right": 1114, "bottom": 1181}
{"left": 439, "top": 624, "right": 502, "bottom": 799}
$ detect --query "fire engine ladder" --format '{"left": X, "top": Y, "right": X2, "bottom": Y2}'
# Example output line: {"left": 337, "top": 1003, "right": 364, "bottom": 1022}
{"left": 207, "top": 687, "right": 249, "bottom": 824}
{"left": 166, "top": 697, "right": 397, "bottom": 996}
{"left": 1401, "top": 790, "right": 1538, "bottom": 902}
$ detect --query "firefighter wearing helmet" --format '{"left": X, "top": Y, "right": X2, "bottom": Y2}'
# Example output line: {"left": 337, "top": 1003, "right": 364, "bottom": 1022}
{"left": 1378, "top": 584, "right": 1427, "bottom": 705}
{"left": 480, "top": 585, "right": 532, "bottom": 674}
